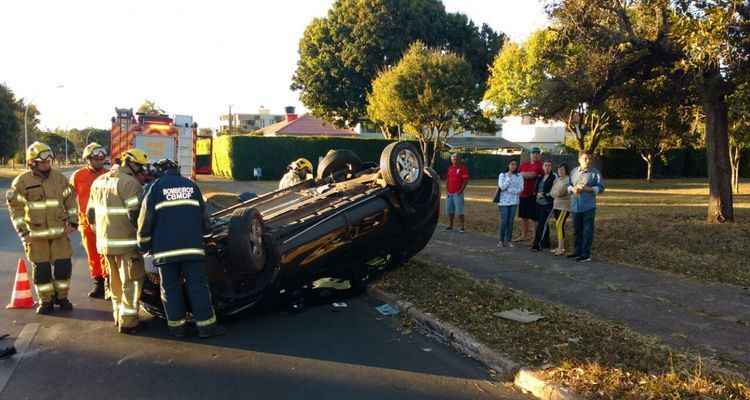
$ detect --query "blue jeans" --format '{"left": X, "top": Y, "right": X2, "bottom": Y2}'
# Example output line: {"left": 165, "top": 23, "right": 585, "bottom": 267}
{"left": 573, "top": 209, "right": 596, "bottom": 258}
{"left": 499, "top": 205, "right": 517, "bottom": 242}
{"left": 157, "top": 260, "right": 216, "bottom": 327}
{"left": 445, "top": 193, "right": 465, "bottom": 215}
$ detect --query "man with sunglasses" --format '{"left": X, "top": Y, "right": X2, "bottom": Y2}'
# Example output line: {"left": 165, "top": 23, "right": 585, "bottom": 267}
{"left": 70, "top": 143, "right": 109, "bottom": 298}
{"left": 6, "top": 142, "right": 79, "bottom": 314}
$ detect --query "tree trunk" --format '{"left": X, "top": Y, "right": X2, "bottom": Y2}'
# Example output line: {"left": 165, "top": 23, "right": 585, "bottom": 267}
{"left": 702, "top": 74, "right": 734, "bottom": 223}
{"left": 729, "top": 144, "right": 741, "bottom": 194}
{"left": 640, "top": 152, "right": 654, "bottom": 183}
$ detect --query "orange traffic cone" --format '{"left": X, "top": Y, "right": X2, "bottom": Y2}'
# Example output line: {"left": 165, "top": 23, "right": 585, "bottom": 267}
{"left": 6, "top": 258, "right": 35, "bottom": 309}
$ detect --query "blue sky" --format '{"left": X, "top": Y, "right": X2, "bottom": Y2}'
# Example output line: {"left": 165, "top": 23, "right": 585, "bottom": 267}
{"left": 0, "top": 0, "right": 548, "bottom": 130}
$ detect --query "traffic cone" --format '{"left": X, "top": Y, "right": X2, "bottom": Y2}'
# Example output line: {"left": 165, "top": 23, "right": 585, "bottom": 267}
{"left": 6, "top": 258, "right": 35, "bottom": 309}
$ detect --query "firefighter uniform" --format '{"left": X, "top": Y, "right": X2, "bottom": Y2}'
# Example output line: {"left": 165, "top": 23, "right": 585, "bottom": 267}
{"left": 137, "top": 160, "right": 224, "bottom": 338}
{"left": 70, "top": 143, "right": 108, "bottom": 294}
{"left": 6, "top": 142, "right": 78, "bottom": 311}
{"left": 88, "top": 150, "right": 147, "bottom": 332}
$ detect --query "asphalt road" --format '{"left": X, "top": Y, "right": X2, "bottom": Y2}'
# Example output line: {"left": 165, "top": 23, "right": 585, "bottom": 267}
{"left": 0, "top": 176, "right": 529, "bottom": 400}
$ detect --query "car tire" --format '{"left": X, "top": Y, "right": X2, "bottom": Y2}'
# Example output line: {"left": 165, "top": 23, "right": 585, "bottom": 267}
{"left": 380, "top": 142, "right": 423, "bottom": 192}
{"left": 228, "top": 207, "right": 267, "bottom": 274}
{"left": 317, "top": 149, "right": 362, "bottom": 181}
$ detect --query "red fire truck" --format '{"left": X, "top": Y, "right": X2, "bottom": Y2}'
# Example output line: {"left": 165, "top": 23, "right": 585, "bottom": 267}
{"left": 110, "top": 108, "right": 197, "bottom": 179}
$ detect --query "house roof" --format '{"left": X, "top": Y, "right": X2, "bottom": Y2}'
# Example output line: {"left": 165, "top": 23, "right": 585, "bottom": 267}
{"left": 257, "top": 114, "right": 356, "bottom": 137}
{"left": 445, "top": 136, "right": 521, "bottom": 150}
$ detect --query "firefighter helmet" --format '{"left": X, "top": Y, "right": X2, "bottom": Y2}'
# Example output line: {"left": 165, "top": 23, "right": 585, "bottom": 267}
{"left": 120, "top": 148, "right": 149, "bottom": 166}
{"left": 153, "top": 158, "right": 179, "bottom": 173}
{"left": 27, "top": 142, "right": 54, "bottom": 164}
{"left": 82, "top": 142, "right": 106, "bottom": 159}
{"left": 291, "top": 158, "right": 313, "bottom": 173}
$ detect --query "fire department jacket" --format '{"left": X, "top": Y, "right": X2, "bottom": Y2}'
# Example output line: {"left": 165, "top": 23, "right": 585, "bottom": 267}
{"left": 87, "top": 166, "right": 143, "bottom": 255}
{"left": 69, "top": 166, "right": 107, "bottom": 228}
{"left": 136, "top": 170, "right": 209, "bottom": 266}
{"left": 6, "top": 170, "right": 78, "bottom": 239}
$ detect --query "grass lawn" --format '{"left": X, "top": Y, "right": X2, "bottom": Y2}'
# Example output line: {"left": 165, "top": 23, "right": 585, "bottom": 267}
{"left": 441, "top": 178, "right": 750, "bottom": 287}
{"left": 376, "top": 260, "right": 750, "bottom": 399}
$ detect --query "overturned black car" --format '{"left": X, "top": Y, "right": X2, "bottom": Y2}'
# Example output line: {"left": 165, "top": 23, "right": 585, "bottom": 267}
{"left": 141, "top": 142, "right": 440, "bottom": 318}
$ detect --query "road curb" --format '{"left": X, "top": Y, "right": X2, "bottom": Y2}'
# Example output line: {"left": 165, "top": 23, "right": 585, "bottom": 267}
{"left": 368, "top": 286, "right": 582, "bottom": 400}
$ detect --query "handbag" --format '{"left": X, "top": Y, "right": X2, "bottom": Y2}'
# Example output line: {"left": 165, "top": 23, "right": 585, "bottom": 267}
{"left": 492, "top": 187, "right": 502, "bottom": 203}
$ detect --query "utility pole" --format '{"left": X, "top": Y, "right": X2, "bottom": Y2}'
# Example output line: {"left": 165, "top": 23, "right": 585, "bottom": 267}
{"left": 228, "top": 104, "right": 233, "bottom": 134}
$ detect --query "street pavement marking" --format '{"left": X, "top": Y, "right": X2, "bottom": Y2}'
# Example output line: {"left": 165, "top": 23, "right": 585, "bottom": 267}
{"left": 0, "top": 323, "right": 40, "bottom": 395}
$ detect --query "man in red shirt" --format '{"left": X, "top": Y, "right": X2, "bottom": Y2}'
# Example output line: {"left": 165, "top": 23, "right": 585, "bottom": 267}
{"left": 516, "top": 147, "right": 543, "bottom": 242}
{"left": 445, "top": 153, "right": 470, "bottom": 232}
{"left": 70, "top": 143, "right": 109, "bottom": 298}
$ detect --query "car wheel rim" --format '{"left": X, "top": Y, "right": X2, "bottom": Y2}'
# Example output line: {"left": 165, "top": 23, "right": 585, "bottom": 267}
{"left": 396, "top": 148, "right": 420, "bottom": 184}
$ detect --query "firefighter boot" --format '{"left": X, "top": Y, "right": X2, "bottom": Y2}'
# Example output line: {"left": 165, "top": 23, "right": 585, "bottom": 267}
{"left": 198, "top": 324, "right": 226, "bottom": 339}
{"left": 89, "top": 277, "right": 105, "bottom": 299}
{"left": 56, "top": 298, "right": 73, "bottom": 311}
{"left": 36, "top": 302, "right": 54, "bottom": 315}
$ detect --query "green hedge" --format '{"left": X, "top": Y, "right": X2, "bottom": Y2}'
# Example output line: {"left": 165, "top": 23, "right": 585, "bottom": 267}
{"left": 211, "top": 136, "right": 398, "bottom": 180}
{"left": 210, "top": 136, "right": 750, "bottom": 181}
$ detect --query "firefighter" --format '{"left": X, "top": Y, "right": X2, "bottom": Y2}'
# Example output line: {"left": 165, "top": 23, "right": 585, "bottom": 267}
{"left": 88, "top": 148, "right": 148, "bottom": 334}
{"left": 6, "top": 142, "right": 79, "bottom": 314}
{"left": 137, "top": 159, "right": 226, "bottom": 338}
{"left": 278, "top": 158, "right": 313, "bottom": 190}
{"left": 70, "top": 142, "right": 109, "bottom": 298}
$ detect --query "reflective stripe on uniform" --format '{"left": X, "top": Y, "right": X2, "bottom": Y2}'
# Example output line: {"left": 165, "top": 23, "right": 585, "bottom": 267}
{"left": 105, "top": 239, "right": 138, "bottom": 247}
{"left": 154, "top": 199, "right": 200, "bottom": 210}
{"left": 67, "top": 208, "right": 78, "bottom": 217}
{"left": 35, "top": 283, "right": 55, "bottom": 293}
{"left": 152, "top": 248, "right": 206, "bottom": 259}
{"left": 62, "top": 187, "right": 72, "bottom": 198}
{"left": 119, "top": 304, "right": 138, "bottom": 316}
{"left": 12, "top": 217, "right": 25, "bottom": 229}
{"left": 137, "top": 236, "right": 151, "bottom": 244}
{"left": 97, "top": 207, "right": 128, "bottom": 215}
{"left": 28, "top": 227, "right": 65, "bottom": 238}
{"left": 15, "top": 194, "right": 27, "bottom": 203}
{"left": 53, "top": 280, "right": 70, "bottom": 290}
{"left": 27, "top": 199, "right": 60, "bottom": 210}
{"left": 167, "top": 319, "right": 187, "bottom": 328}
{"left": 195, "top": 314, "right": 217, "bottom": 327}
{"left": 124, "top": 196, "right": 140, "bottom": 208}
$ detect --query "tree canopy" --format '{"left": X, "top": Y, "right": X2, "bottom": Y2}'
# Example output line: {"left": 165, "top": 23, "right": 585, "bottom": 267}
{"left": 137, "top": 99, "right": 165, "bottom": 115}
{"left": 0, "top": 84, "right": 21, "bottom": 161}
{"left": 291, "top": 0, "right": 505, "bottom": 127}
{"left": 367, "top": 42, "right": 476, "bottom": 166}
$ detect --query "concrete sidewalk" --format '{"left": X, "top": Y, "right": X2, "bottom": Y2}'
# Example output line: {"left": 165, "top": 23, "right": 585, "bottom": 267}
{"left": 416, "top": 227, "right": 750, "bottom": 368}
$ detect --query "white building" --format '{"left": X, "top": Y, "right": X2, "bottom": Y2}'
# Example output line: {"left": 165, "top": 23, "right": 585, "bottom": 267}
{"left": 219, "top": 106, "right": 286, "bottom": 133}
{"left": 495, "top": 116, "right": 566, "bottom": 152}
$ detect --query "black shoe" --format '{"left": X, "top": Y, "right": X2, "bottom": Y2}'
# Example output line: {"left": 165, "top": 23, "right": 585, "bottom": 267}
{"left": 198, "top": 324, "right": 227, "bottom": 339}
{"left": 36, "top": 302, "right": 54, "bottom": 315}
{"left": 576, "top": 256, "right": 592, "bottom": 263}
{"left": 56, "top": 298, "right": 73, "bottom": 311}
{"left": 169, "top": 325, "right": 188, "bottom": 338}
{"left": 566, "top": 254, "right": 580, "bottom": 258}
{"left": 118, "top": 325, "right": 139, "bottom": 335}
{"left": 89, "top": 277, "right": 105, "bottom": 299}
{"left": 530, "top": 246, "right": 540, "bottom": 252}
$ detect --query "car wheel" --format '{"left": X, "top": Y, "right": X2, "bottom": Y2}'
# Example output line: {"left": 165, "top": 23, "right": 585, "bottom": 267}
{"left": 380, "top": 142, "right": 423, "bottom": 192}
{"left": 317, "top": 149, "right": 362, "bottom": 181}
{"left": 228, "top": 207, "right": 267, "bottom": 274}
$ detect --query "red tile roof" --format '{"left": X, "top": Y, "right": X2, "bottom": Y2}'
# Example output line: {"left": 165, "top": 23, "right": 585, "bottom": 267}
{"left": 257, "top": 114, "right": 356, "bottom": 137}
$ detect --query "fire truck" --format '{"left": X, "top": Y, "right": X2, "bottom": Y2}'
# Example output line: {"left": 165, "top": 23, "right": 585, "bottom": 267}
{"left": 110, "top": 108, "right": 197, "bottom": 179}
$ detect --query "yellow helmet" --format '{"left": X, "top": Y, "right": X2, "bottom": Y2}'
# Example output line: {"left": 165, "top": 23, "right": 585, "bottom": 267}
{"left": 292, "top": 158, "right": 313, "bottom": 173}
{"left": 82, "top": 142, "right": 107, "bottom": 159}
{"left": 120, "top": 148, "right": 149, "bottom": 166}
{"left": 27, "top": 141, "right": 54, "bottom": 164}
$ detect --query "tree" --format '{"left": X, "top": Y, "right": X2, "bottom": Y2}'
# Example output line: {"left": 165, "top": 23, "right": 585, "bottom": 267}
{"left": 137, "top": 99, "right": 164, "bottom": 115}
{"left": 610, "top": 70, "right": 693, "bottom": 182}
{"left": 0, "top": 84, "right": 21, "bottom": 162}
{"left": 367, "top": 42, "right": 477, "bottom": 167}
{"left": 670, "top": 0, "right": 750, "bottom": 222}
{"left": 291, "top": 0, "right": 506, "bottom": 128}
{"left": 728, "top": 81, "right": 750, "bottom": 193}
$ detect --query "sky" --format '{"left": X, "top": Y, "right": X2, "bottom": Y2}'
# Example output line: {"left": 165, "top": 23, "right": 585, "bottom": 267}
{"left": 0, "top": 0, "right": 548, "bottom": 131}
